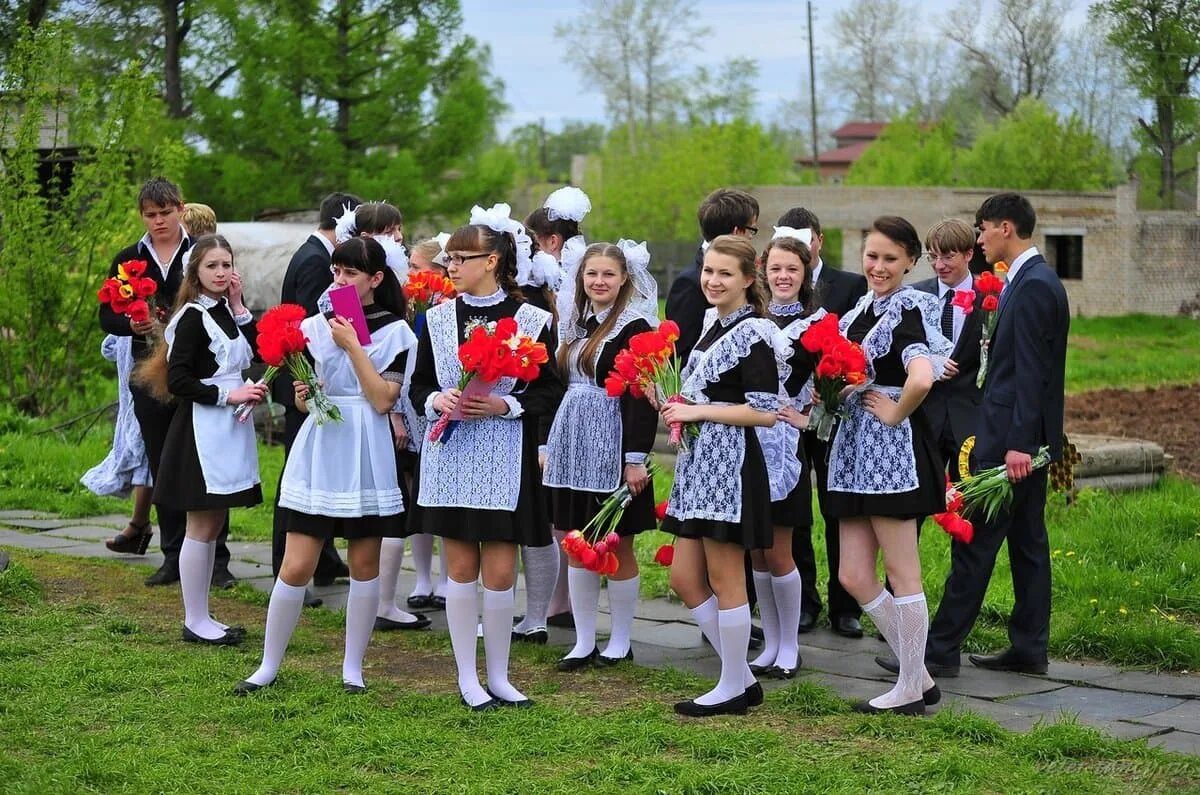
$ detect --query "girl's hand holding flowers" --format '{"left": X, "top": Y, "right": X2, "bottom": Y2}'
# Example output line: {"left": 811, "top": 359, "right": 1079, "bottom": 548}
{"left": 229, "top": 382, "right": 268, "bottom": 406}
{"left": 624, "top": 462, "right": 649, "bottom": 496}
{"left": 460, "top": 394, "right": 508, "bottom": 419}
{"left": 661, "top": 400, "right": 704, "bottom": 426}
{"left": 433, "top": 388, "right": 461, "bottom": 415}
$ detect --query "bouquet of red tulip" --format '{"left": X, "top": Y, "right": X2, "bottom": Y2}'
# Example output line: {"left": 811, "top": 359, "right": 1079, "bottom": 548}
{"left": 974, "top": 266, "right": 1006, "bottom": 387}
{"left": 98, "top": 259, "right": 160, "bottom": 324}
{"left": 427, "top": 317, "right": 549, "bottom": 444}
{"left": 403, "top": 271, "right": 456, "bottom": 314}
{"left": 234, "top": 303, "right": 342, "bottom": 425}
{"left": 562, "top": 461, "right": 661, "bottom": 574}
{"left": 604, "top": 320, "right": 698, "bottom": 449}
{"left": 798, "top": 313, "right": 869, "bottom": 441}
{"left": 932, "top": 474, "right": 974, "bottom": 543}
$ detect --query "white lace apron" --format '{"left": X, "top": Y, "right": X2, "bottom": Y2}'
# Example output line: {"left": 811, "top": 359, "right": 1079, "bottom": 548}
{"left": 417, "top": 300, "right": 551, "bottom": 511}
{"left": 279, "top": 315, "right": 414, "bottom": 517}
{"left": 164, "top": 304, "right": 258, "bottom": 495}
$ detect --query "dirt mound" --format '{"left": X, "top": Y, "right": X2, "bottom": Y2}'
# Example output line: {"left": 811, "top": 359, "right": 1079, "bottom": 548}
{"left": 1066, "top": 384, "right": 1200, "bottom": 481}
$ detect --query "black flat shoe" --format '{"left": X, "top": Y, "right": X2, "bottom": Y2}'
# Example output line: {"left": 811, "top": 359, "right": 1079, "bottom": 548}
{"left": 874, "top": 655, "right": 960, "bottom": 678}
{"left": 462, "top": 696, "right": 500, "bottom": 712}
{"left": 674, "top": 692, "right": 749, "bottom": 717}
{"left": 211, "top": 566, "right": 236, "bottom": 590}
{"left": 512, "top": 628, "right": 548, "bottom": 645}
{"left": 303, "top": 590, "right": 324, "bottom": 609}
{"left": 748, "top": 663, "right": 772, "bottom": 675}
{"left": 596, "top": 649, "right": 633, "bottom": 667}
{"left": 343, "top": 682, "right": 367, "bottom": 695}
{"left": 557, "top": 648, "right": 598, "bottom": 671}
{"left": 231, "top": 679, "right": 273, "bottom": 696}
{"left": 832, "top": 615, "right": 864, "bottom": 639}
{"left": 486, "top": 688, "right": 534, "bottom": 708}
{"left": 374, "top": 614, "right": 432, "bottom": 631}
{"left": 144, "top": 563, "right": 180, "bottom": 587}
{"left": 765, "top": 663, "right": 799, "bottom": 680}
{"left": 182, "top": 625, "right": 243, "bottom": 646}
{"left": 851, "top": 698, "right": 926, "bottom": 716}
{"left": 924, "top": 684, "right": 941, "bottom": 706}
{"left": 546, "top": 611, "right": 574, "bottom": 629}
{"left": 105, "top": 522, "right": 153, "bottom": 555}
{"left": 969, "top": 649, "right": 1048, "bottom": 674}
{"left": 430, "top": 595, "right": 446, "bottom": 610}
{"left": 744, "top": 681, "right": 764, "bottom": 708}
{"left": 797, "top": 611, "right": 819, "bottom": 634}
{"left": 406, "top": 593, "right": 434, "bottom": 609}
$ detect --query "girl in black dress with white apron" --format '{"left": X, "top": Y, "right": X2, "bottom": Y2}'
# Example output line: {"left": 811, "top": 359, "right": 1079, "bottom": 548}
{"left": 661, "top": 235, "right": 787, "bottom": 718}
{"left": 544, "top": 241, "right": 659, "bottom": 671}
{"left": 235, "top": 237, "right": 417, "bottom": 695}
{"left": 153, "top": 234, "right": 268, "bottom": 646}
{"left": 406, "top": 214, "right": 563, "bottom": 710}
{"left": 748, "top": 230, "right": 826, "bottom": 679}
{"left": 827, "top": 216, "right": 952, "bottom": 715}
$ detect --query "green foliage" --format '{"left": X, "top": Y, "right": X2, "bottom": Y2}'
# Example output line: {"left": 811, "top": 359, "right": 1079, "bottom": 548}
{"left": 1067, "top": 314, "right": 1200, "bottom": 392}
{"left": 846, "top": 114, "right": 958, "bottom": 186}
{"left": 507, "top": 121, "right": 606, "bottom": 184}
{"left": 0, "top": 23, "right": 177, "bottom": 415}
{"left": 588, "top": 120, "right": 792, "bottom": 241}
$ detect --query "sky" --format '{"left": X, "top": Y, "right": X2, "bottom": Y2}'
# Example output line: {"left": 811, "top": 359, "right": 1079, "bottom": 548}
{"left": 459, "top": 0, "right": 1092, "bottom": 137}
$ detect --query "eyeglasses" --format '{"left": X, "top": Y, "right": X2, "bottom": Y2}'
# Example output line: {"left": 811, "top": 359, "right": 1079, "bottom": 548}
{"left": 446, "top": 253, "right": 489, "bottom": 267}
{"left": 742, "top": 225, "right": 759, "bottom": 235}
{"left": 926, "top": 252, "right": 961, "bottom": 264}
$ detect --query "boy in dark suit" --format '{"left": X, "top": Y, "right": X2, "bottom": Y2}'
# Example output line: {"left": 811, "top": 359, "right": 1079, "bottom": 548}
{"left": 779, "top": 207, "right": 870, "bottom": 638}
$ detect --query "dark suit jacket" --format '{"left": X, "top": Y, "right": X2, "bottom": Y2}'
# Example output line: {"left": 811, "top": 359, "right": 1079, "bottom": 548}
{"left": 974, "top": 254, "right": 1069, "bottom": 467}
{"left": 914, "top": 276, "right": 985, "bottom": 450}
{"left": 813, "top": 262, "right": 868, "bottom": 318}
{"left": 99, "top": 236, "right": 192, "bottom": 360}
{"left": 665, "top": 245, "right": 708, "bottom": 364}
{"left": 274, "top": 233, "right": 333, "bottom": 406}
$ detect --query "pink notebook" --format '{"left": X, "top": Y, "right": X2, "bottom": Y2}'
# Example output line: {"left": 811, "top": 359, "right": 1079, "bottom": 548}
{"left": 328, "top": 285, "right": 372, "bottom": 345}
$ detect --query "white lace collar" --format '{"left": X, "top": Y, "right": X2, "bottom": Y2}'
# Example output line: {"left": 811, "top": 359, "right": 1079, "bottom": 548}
{"left": 870, "top": 287, "right": 906, "bottom": 315}
{"left": 718, "top": 303, "right": 755, "bottom": 328}
{"left": 768, "top": 300, "right": 806, "bottom": 317}
{"left": 588, "top": 305, "right": 614, "bottom": 325}
{"left": 461, "top": 288, "right": 506, "bottom": 307}
{"left": 196, "top": 294, "right": 225, "bottom": 310}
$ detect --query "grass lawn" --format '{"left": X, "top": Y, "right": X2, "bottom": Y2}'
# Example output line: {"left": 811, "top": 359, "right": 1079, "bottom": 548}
{"left": 3, "top": 553, "right": 1199, "bottom": 794}
{"left": 1065, "top": 315, "right": 1200, "bottom": 393}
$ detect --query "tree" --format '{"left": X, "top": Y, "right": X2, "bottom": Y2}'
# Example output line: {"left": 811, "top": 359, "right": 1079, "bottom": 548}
{"left": 1054, "top": 16, "right": 1138, "bottom": 153}
{"left": 1093, "top": 0, "right": 1200, "bottom": 209}
{"left": 680, "top": 58, "right": 760, "bottom": 126}
{"left": 507, "top": 120, "right": 606, "bottom": 184}
{"left": 846, "top": 116, "right": 958, "bottom": 186}
{"left": 825, "top": 0, "right": 910, "bottom": 121}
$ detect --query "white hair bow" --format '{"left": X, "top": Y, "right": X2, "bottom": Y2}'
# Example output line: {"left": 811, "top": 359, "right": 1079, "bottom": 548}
{"left": 334, "top": 203, "right": 358, "bottom": 244}
{"left": 544, "top": 186, "right": 592, "bottom": 223}
{"left": 772, "top": 226, "right": 813, "bottom": 246}
{"left": 469, "top": 203, "right": 518, "bottom": 235}
{"left": 432, "top": 231, "right": 451, "bottom": 267}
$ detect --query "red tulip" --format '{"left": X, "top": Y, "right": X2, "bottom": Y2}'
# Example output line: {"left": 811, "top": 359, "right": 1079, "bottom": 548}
{"left": 982, "top": 295, "right": 999, "bottom": 312}
{"left": 655, "top": 500, "right": 668, "bottom": 522}
{"left": 653, "top": 544, "right": 674, "bottom": 566}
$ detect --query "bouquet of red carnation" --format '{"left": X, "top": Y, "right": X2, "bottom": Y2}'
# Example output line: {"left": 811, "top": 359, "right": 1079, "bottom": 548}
{"left": 98, "top": 259, "right": 160, "bottom": 324}
{"left": 799, "top": 313, "right": 869, "bottom": 441}
{"left": 404, "top": 271, "right": 456, "bottom": 314}
{"left": 932, "top": 474, "right": 974, "bottom": 543}
{"left": 652, "top": 499, "right": 674, "bottom": 566}
{"left": 427, "top": 317, "right": 549, "bottom": 444}
{"left": 974, "top": 266, "right": 1006, "bottom": 387}
{"left": 233, "top": 303, "right": 342, "bottom": 425}
{"left": 562, "top": 461, "right": 661, "bottom": 574}
{"left": 605, "top": 320, "right": 697, "bottom": 449}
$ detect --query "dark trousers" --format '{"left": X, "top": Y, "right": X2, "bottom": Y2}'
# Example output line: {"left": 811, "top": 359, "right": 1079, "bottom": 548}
{"left": 791, "top": 432, "right": 860, "bottom": 620}
{"left": 926, "top": 467, "right": 1051, "bottom": 665}
{"left": 133, "top": 383, "right": 230, "bottom": 570}
{"left": 272, "top": 406, "right": 344, "bottom": 578}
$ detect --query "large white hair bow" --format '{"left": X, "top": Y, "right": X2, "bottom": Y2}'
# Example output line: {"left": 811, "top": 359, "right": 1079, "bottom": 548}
{"left": 334, "top": 204, "right": 358, "bottom": 244}
{"left": 772, "top": 226, "right": 813, "bottom": 246}
{"left": 469, "top": 202, "right": 518, "bottom": 235}
{"left": 544, "top": 186, "right": 592, "bottom": 223}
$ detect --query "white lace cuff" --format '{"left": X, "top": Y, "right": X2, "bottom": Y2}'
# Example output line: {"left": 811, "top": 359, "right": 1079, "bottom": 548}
{"left": 216, "top": 386, "right": 229, "bottom": 407}
{"left": 501, "top": 395, "right": 524, "bottom": 419}
{"left": 538, "top": 444, "right": 548, "bottom": 458}
{"left": 902, "top": 343, "right": 946, "bottom": 379}
{"left": 233, "top": 308, "right": 254, "bottom": 326}
{"left": 746, "top": 391, "right": 779, "bottom": 412}
{"left": 624, "top": 452, "right": 648, "bottom": 465}
{"left": 424, "top": 392, "right": 441, "bottom": 420}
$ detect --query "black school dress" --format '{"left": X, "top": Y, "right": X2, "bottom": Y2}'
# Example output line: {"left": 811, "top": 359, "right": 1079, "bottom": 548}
{"left": 825, "top": 288, "right": 950, "bottom": 519}
{"left": 154, "top": 296, "right": 263, "bottom": 511}
{"left": 662, "top": 305, "right": 780, "bottom": 550}
{"left": 543, "top": 308, "right": 658, "bottom": 535}
{"left": 406, "top": 289, "right": 564, "bottom": 545}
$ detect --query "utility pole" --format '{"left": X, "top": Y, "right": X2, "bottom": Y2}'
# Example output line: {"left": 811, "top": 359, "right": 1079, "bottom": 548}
{"left": 807, "top": 0, "right": 819, "bottom": 181}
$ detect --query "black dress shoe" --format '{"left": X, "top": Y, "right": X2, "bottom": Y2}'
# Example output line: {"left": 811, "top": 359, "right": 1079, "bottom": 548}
{"left": 748, "top": 634, "right": 763, "bottom": 651}
{"left": 832, "top": 615, "right": 863, "bottom": 638}
{"left": 374, "top": 614, "right": 432, "bottom": 631}
{"left": 748, "top": 662, "right": 772, "bottom": 675}
{"left": 313, "top": 562, "right": 350, "bottom": 587}
{"left": 749, "top": 623, "right": 764, "bottom": 641}
{"left": 406, "top": 593, "right": 434, "bottom": 609}
{"left": 343, "top": 682, "right": 367, "bottom": 695}
{"left": 797, "top": 612, "right": 818, "bottom": 634}
{"left": 512, "top": 628, "right": 548, "bottom": 645}
{"left": 211, "top": 566, "right": 236, "bottom": 590}
{"left": 874, "top": 655, "right": 960, "bottom": 678}
{"left": 144, "top": 562, "right": 180, "bottom": 587}
{"left": 486, "top": 688, "right": 534, "bottom": 708}
{"left": 430, "top": 595, "right": 446, "bottom": 610}
{"left": 232, "top": 679, "right": 273, "bottom": 696}
{"left": 462, "top": 696, "right": 500, "bottom": 712}
{"left": 969, "top": 649, "right": 1048, "bottom": 674}
{"left": 924, "top": 684, "right": 941, "bottom": 706}
{"left": 851, "top": 698, "right": 926, "bottom": 716}
{"left": 105, "top": 523, "right": 153, "bottom": 555}
{"left": 182, "top": 625, "right": 243, "bottom": 646}
{"left": 546, "top": 611, "right": 574, "bottom": 629}
{"left": 674, "top": 692, "right": 749, "bottom": 717}
{"left": 557, "top": 648, "right": 598, "bottom": 671}
{"left": 595, "top": 649, "right": 633, "bottom": 667}
{"left": 765, "top": 663, "right": 800, "bottom": 680}
{"left": 303, "top": 590, "right": 324, "bottom": 609}
{"left": 745, "top": 681, "right": 764, "bottom": 707}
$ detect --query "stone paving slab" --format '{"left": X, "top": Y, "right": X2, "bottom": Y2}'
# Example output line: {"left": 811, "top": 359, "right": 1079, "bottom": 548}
{"left": 937, "top": 668, "right": 1069, "bottom": 700}
{"left": 0, "top": 529, "right": 84, "bottom": 549}
{"left": 1043, "top": 660, "right": 1125, "bottom": 685}
{"left": 1132, "top": 701, "right": 1200, "bottom": 733}
{"left": 1007, "top": 685, "right": 1185, "bottom": 721}
{"left": 0, "top": 518, "right": 75, "bottom": 530}
{"left": 226, "top": 559, "right": 273, "bottom": 582}
{"left": 42, "top": 525, "right": 124, "bottom": 541}
{"left": 1091, "top": 671, "right": 1200, "bottom": 698}
{"left": 0, "top": 510, "right": 56, "bottom": 520}
{"left": 1148, "top": 730, "right": 1200, "bottom": 755}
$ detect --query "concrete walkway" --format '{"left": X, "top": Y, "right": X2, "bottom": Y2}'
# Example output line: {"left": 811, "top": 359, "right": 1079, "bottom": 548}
{"left": 4, "top": 509, "right": 1200, "bottom": 755}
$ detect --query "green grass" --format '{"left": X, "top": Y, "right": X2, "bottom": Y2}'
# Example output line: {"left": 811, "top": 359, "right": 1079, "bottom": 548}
{"left": 2, "top": 554, "right": 1199, "bottom": 794}
{"left": 1066, "top": 315, "right": 1200, "bottom": 393}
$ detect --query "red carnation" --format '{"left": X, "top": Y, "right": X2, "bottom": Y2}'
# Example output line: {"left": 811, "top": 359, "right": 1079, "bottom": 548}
{"left": 951, "top": 289, "right": 976, "bottom": 315}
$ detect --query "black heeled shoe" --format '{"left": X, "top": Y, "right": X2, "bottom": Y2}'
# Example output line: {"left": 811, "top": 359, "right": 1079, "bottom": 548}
{"left": 231, "top": 678, "right": 273, "bottom": 696}
{"left": 343, "top": 682, "right": 367, "bottom": 695}
{"left": 486, "top": 688, "right": 534, "bottom": 708}
{"left": 182, "top": 625, "right": 244, "bottom": 646}
{"left": 106, "top": 521, "right": 153, "bottom": 555}
{"left": 674, "top": 692, "right": 749, "bottom": 717}
{"left": 851, "top": 698, "right": 926, "bottom": 716}
{"left": 595, "top": 648, "right": 633, "bottom": 667}
{"left": 745, "top": 681, "right": 764, "bottom": 707}
{"left": 557, "top": 648, "right": 598, "bottom": 671}
{"left": 512, "top": 627, "right": 548, "bottom": 645}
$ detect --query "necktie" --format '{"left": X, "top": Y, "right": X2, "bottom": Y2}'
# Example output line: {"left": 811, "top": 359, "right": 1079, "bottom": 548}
{"left": 941, "top": 290, "right": 954, "bottom": 342}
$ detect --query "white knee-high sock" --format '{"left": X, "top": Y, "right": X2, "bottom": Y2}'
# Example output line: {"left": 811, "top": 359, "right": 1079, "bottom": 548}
{"left": 444, "top": 577, "right": 488, "bottom": 706}
{"left": 203, "top": 539, "right": 229, "bottom": 631}
{"left": 409, "top": 534, "right": 434, "bottom": 597}
{"left": 862, "top": 589, "right": 933, "bottom": 705}
{"left": 514, "top": 543, "right": 558, "bottom": 633}
{"left": 749, "top": 570, "right": 779, "bottom": 669}
{"left": 377, "top": 539, "right": 419, "bottom": 623}
{"left": 180, "top": 537, "right": 222, "bottom": 639}
{"left": 565, "top": 566, "right": 601, "bottom": 659}
{"left": 772, "top": 569, "right": 803, "bottom": 670}
{"left": 869, "top": 593, "right": 930, "bottom": 708}
{"left": 245, "top": 579, "right": 306, "bottom": 686}
{"left": 482, "top": 585, "right": 526, "bottom": 702}
{"left": 342, "top": 576, "right": 379, "bottom": 688}
{"left": 690, "top": 595, "right": 754, "bottom": 688}
{"left": 602, "top": 574, "right": 639, "bottom": 660}
{"left": 696, "top": 604, "right": 753, "bottom": 706}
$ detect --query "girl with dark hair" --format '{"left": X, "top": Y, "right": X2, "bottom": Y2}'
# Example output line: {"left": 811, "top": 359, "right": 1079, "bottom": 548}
{"left": 661, "top": 235, "right": 785, "bottom": 717}
{"left": 151, "top": 234, "right": 267, "bottom": 646}
{"left": 405, "top": 208, "right": 563, "bottom": 711}
{"left": 544, "top": 241, "right": 659, "bottom": 671}
{"left": 827, "top": 216, "right": 952, "bottom": 715}
{"left": 235, "top": 236, "right": 418, "bottom": 695}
